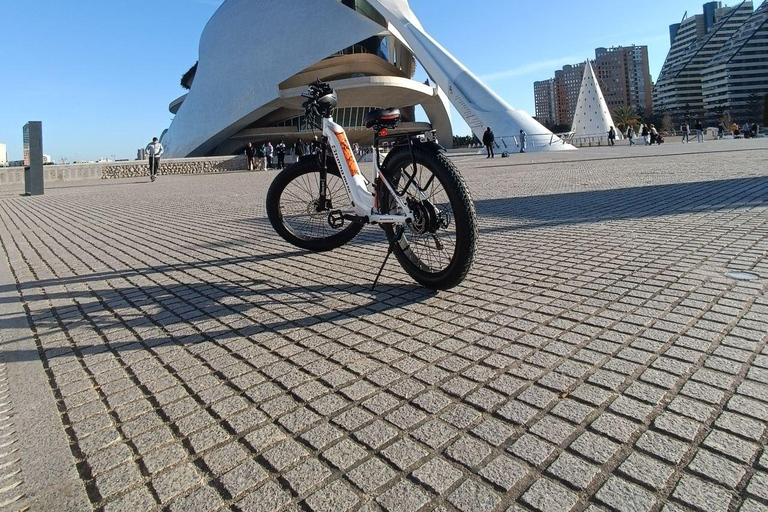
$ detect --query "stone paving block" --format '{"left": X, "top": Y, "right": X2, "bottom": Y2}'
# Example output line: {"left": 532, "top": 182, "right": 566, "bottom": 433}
{"left": 376, "top": 479, "right": 431, "bottom": 512}
{"left": 412, "top": 457, "right": 463, "bottom": 494}
{"left": 440, "top": 404, "right": 481, "bottom": 429}
{"left": 635, "top": 430, "right": 690, "bottom": 465}
{"left": 618, "top": 452, "right": 674, "bottom": 491}
{"left": 102, "top": 486, "right": 158, "bottom": 512}
{"left": 746, "top": 472, "right": 768, "bottom": 501}
{"left": 715, "top": 411, "right": 766, "bottom": 442}
{"left": 263, "top": 439, "right": 309, "bottom": 472}
{"left": 348, "top": 457, "right": 397, "bottom": 493}
{"left": 324, "top": 438, "right": 369, "bottom": 471}
{"left": 238, "top": 480, "right": 293, "bottom": 512}
{"left": 727, "top": 395, "right": 768, "bottom": 422}
{"left": 284, "top": 458, "right": 333, "bottom": 496}
{"left": 672, "top": 474, "right": 733, "bottom": 512}
{"left": 479, "top": 455, "right": 528, "bottom": 491}
{"left": 497, "top": 400, "right": 538, "bottom": 425}
{"left": 547, "top": 451, "right": 600, "bottom": 490}
{"left": 245, "top": 423, "right": 287, "bottom": 453}
{"left": 446, "top": 435, "right": 493, "bottom": 469}
{"left": 381, "top": 438, "right": 428, "bottom": 470}
{"left": 169, "top": 485, "right": 223, "bottom": 512}
{"left": 521, "top": 477, "right": 578, "bottom": 512}
{"left": 509, "top": 434, "right": 556, "bottom": 467}
{"left": 739, "top": 498, "right": 768, "bottom": 512}
{"left": 355, "top": 419, "right": 398, "bottom": 450}
{"left": 87, "top": 442, "right": 134, "bottom": 477}
{"left": 448, "top": 478, "right": 501, "bottom": 512}
{"left": 571, "top": 431, "right": 620, "bottom": 464}
{"left": 201, "top": 441, "right": 249, "bottom": 474}
{"left": 653, "top": 412, "right": 703, "bottom": 442}
{"left": 152, "top": 462, "right": 204, "bottom": 503}
{"left": 530, "top": 415, "right": 577, "bottom": 445}
{"left": 596, "top": 476, "right": 657, "bottom": 512}
{"left": 472, "top": 418, "right": 515, "bottom": 447}
{"left": 95, "top": 462, "right": 144, "bottom": 501}
{"left": 703, "top": 429, "right": 761, "bottom": 464}
{"left": 302, "top": 423, "right": 344, "bottom": 450}
{"left": 591, "top": 412, "right": 643, "bottom": 444}
{"left": 551, "top": 399, "right": 595, "bottom": 424}
{"left": 386, "top": 404, "right": 426, "bottom": 430}
{"left": 219, "top": 459, "right": 269, "bottom": 499}
{"left": 688, "top": 449, "right": 747, "bottom": 489}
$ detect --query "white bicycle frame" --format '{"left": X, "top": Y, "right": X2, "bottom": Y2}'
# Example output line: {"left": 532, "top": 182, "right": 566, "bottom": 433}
{"left": 322, "top": 117, "right": 414, "bottom": 225}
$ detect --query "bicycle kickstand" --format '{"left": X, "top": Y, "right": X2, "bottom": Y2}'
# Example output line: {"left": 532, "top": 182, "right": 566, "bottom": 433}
{"left": 371, "top": 227, "right": 404, "bottom": 291}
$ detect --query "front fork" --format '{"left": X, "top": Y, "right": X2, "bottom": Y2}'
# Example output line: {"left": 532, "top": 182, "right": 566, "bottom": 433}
{"left": 316, "top": 139, "right": 331, "bottom": 212}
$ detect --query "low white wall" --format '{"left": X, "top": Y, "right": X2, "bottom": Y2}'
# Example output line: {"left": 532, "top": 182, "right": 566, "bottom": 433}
{"left": 0, "top": 155, "right": 249, "bottom": 186}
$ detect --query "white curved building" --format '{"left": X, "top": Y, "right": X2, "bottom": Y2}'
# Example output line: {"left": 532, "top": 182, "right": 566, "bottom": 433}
{"left": 162, "top": 0, "right": 574, "bottom": 157}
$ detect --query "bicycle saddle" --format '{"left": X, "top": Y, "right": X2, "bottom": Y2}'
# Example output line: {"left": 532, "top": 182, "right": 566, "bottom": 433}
{"left": 365, "top": 108, "right": 400, "bottom": 129}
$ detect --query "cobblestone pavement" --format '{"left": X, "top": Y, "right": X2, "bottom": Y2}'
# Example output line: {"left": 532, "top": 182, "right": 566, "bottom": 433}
{"left": 0, "top": 140, "right": 767, "bottom": 512}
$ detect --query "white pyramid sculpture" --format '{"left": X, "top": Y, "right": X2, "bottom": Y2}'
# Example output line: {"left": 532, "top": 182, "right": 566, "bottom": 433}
{"left": 571, "top": 60, "right": 620, "bottom": 141}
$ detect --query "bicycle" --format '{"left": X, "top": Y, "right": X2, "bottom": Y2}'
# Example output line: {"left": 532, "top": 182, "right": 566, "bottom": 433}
{"left": 266, "top": 81, "right": 478, "bottom": 290}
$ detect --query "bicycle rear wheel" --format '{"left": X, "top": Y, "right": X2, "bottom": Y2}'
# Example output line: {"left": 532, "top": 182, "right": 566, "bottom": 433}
{"left": 378, "top": 147, "right": 477, "bottom": 289}
{"left": 266, "top": 158, "right": 363, "bottom": 251}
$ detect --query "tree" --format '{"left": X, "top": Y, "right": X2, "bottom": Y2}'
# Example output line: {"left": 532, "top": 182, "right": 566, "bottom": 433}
{"left": 181, "top": 62, "right": 198, "bottom": 90}
{"left": 612, "top": 106, "right": 638, "bottom": 134}
{"left": 662, "top": 113, "right": 674, "bottom": 134}
{"left": 764, "top": 93, "right": 768, "bottom": 127}
{"left": 743, "top": 92, "right": 763, "bottom": 122}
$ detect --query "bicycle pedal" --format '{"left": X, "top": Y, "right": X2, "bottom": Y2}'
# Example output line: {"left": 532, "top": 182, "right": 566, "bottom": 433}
{"left": 328, "top": 210, "right": 345, "bottom": 228}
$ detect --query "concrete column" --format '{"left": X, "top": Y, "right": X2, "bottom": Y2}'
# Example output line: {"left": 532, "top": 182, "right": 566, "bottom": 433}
{"left": 24, "top": 121, "right": 44, "bottom": 196}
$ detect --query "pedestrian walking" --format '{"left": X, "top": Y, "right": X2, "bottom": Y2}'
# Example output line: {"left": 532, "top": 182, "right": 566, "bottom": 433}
{"left": 145, "top": 137, "right": 164, "bottom": 182}
{"left": 695, "top": 120, "right": 704, "bottom": 143}
{"left": 294, "top": 138, "right": 305, "bottom": 160}
{"left": 257, "top": 143, "right": 266, "bottom": 170}
{"left": 717, "top": 123, "right": 724, "bottom": 139}
{"left": 265, "top": 142, "right": 274, "bottom": 169}
{"left": 245, "top": 142, "right": 256, "bottom": 170}
{"left": 519, "top": 130, "right": 527, "bottom": 153}
{"left": 626, "top": 126, "right": 635, "bottom": 146}
{"left": 641, "top": 124, "right": 650, "bottom": 145}
{"left": 276, "top": 141, "right": 286, "bottom": 169}
{"left": 681, "top": 122, "right": 690, "bottom": 143}
{"left": 650, "top": 124, "right": 658, "bottom": 145}
{"left": 482, "top": 127, "right": 495, "bottom": 158}
{"left": 608, "top": 126, "right": 616, "bottom": 146}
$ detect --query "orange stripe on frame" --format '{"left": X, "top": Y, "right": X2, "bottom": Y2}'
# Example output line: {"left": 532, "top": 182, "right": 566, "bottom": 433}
{"left": 334, "top": 131, "right": 360, "bottom": 177}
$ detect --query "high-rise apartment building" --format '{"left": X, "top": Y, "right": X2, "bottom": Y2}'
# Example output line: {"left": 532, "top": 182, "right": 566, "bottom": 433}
{"left": 702, "top": 0, "right": 768, "bottom": 123}
{"left": 534, "top": 63, "right": 585, "bottom": 126}
{"left": 594, "top": 46, "right": 654, "bottom": 116}
{"left": 534, "top": 46, "right": 652, "bottom": 128}
{"left": 533, "top": 78, "right": 556, "bottom": 126}
{"left": 653, "top": 1, "right": 757, "bottom": 123}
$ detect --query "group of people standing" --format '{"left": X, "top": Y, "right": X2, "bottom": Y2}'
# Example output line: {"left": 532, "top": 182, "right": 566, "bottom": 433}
{"left": 482, "top": 127, "right": 527, "bottom": 158}
{"left": 679, "top": 121, "right": 705, "bottom": 143}
{"left": 245, "top": 141, "right": 288, "bottom": 171}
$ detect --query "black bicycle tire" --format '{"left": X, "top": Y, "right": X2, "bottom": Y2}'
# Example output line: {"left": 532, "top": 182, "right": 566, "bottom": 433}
{"left": 266, "top": 158, "right": 363, "bottom": 252}
{"left": 378, "top": 147, "right": 477, "bottom": 289}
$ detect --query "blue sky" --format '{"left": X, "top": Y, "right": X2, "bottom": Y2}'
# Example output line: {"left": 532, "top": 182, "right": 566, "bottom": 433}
{"left": 1, "top": 0, "right": 729, "bottom": 161}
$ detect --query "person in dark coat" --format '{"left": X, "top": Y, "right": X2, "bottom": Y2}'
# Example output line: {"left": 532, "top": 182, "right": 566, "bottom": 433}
{"left": 482, "top": 127, "right": 495, "bottom": 158}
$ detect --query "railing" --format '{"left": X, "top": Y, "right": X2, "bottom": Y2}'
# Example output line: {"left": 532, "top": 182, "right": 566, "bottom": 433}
{"left": 492, "top": 131, "right": 574, "bottom": 151}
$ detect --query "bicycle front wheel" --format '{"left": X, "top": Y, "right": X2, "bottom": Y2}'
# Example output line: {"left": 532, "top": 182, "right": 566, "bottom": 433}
{"left": 378, "top": 147, "right": 477, "bottom": 290}
{"left": 266, "top": 158, "right": 363, "bottom": 251}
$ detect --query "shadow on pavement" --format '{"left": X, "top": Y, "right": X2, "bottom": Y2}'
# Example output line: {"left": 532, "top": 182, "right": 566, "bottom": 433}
{"left": 475, "top": 176, "right": 768, "bottom": 231}
{"left": 2, "top": 277, "right": 435, "bottom": 362}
